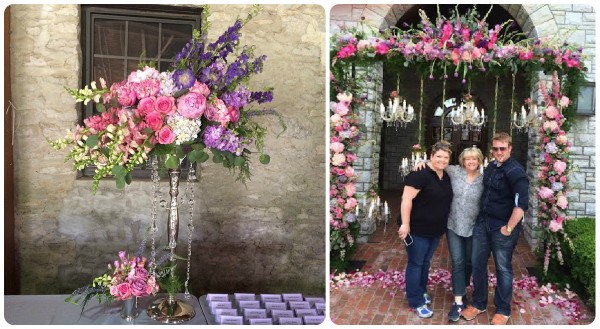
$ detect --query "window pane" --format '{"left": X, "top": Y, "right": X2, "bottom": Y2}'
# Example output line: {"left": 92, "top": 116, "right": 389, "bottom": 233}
{"left": 94, "top": 19, "right": 126, "bottom": 56}
{"left": 93, "top": 57, "right": 125, "bottom": 84}
{"left": 128, "top": 21, "right": 159, "bottom": 59}
{"left": 161, "top": 23, "right": 194, "bottom": 60}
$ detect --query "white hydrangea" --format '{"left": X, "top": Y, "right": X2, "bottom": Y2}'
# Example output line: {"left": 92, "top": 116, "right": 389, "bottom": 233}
{"left": 158, "top": 71, "right": 181, "bottom": 96}
{"left": 167, "top": 113, "right": 202, "bottom": 145}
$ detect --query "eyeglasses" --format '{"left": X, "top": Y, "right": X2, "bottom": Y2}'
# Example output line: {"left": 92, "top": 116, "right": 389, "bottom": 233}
{"left": 492, "top": 147, "right": 508, "bottom": 152}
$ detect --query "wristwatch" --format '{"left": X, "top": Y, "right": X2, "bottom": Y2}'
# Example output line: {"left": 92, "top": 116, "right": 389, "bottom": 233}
{"left": 505, "top": 225, "right": 513, "bottom": 233}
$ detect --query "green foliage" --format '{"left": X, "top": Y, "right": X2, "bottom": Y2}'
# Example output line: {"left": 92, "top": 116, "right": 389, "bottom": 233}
{"left": 562, "top": 217, "right": 595, "bottom": 306}
{"left": 330, "top": 221, "right": 361, "bottom": 272}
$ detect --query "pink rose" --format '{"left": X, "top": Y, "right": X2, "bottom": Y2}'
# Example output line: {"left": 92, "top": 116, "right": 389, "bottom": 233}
{"left": 137, "top": 97, "right": 155, "bottom": 115}
{"left": 116, "top": 282, "right": 132, "bottom": 300}
{"left": 157, "top": 126, "right": 176, "bottom": 144}
{"left": 177, "top": 92, "right": 206, "bottom": 119}
{"left": 556, "top": 135, "right": 568, "bottom": 145}
{"left": 330, "top": 142, "right": 345, "bottom": 153}
{"left": 145, "top": 112, "right": 163, "bottom": 132}
{"left": 155, "top": 96, "right": 176, "bottom": 115}
{"left": 553, "top": 160, "right": 567, "bottom": 175}
{"left": 543, "top": 121, "right": 559, "bottom": 132}
{"left": 544, "top": 106, "right": 559, "bottom": 119}
{"left": 228, "top": 107, "right": 240, "bottom": 124}
{"left": 130, "top": 278, "right": 148, "bottom": 297}
{"left": 205, "top": 98, "right": 230, "bottom": 127}
{"left": 344, "top": 184, "right": 356, "bottom": 197}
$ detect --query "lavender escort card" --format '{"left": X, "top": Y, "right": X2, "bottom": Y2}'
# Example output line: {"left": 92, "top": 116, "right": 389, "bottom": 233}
{"left": 304, "top": 297, "right": 326, "bottom": 306}
{"left": 278, "top": 317, "right": 303, "bottom": 325}
{"left": 215, "top": 308, "right": 239, "bottom": 323}
{"left": 282, "top": 293, "right": 303, "bottom": 302}
{"left": 234, "top": 293, "right": 257, "bottom": 301}
{"left": 264, "top": 302, "right": 288, "bottom": 311}
{"left": 270, "top": 310, "right": 294, "bottom": 322}
{"left": 207, "top": 294, "right": 230, "bottom": 302}
{"left": 248, "top": 318, "right": 273, "bottom": 325}
{"left": 219, "top": 315, "right": 244, "bottom": 325}
{"left": 288, "top": 301, "right": 311, "bottom": 309}
{"left": 210, "top": 301, "right": 233, "bottom": 314}
{"left": 260, "top": 294, "right": 283, "bottom": 303}
{"left": 237, "top": 300, "right": 261, "bottom": 310}
{"left": 303, "top": 315, "right": 325, "bottom": 325}
{"left": 295, "top": 309, "right": 318, "bottom": 317}
{"left": 243, "top": 308, "right": 267, "bottom": 319}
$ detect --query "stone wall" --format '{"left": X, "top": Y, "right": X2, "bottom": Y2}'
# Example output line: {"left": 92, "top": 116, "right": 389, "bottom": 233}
{"left": 10, "top": 4, "right": 326, "bottom": 296}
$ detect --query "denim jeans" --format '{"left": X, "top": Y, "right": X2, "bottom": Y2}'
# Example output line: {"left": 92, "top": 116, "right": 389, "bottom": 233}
{"left": 471, "top": 220, "right": 521, "bottom": 316}
{"left": 446, "top": 229, "right": 473, "bottom": 297}
{"left": 405, "top": 234, "right": 441, "bottom": 308}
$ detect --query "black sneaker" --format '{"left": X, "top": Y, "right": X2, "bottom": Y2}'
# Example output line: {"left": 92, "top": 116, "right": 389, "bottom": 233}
{"left": 462, "top": 295, "right": 468, "bottom": 306}
{"left": 448, "top": 302, "right": 463, "bottom": 322}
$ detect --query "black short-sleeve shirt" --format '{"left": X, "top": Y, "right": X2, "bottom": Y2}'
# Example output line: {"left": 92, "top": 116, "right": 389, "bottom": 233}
{"left": 403, "top": 166, "right": 453, "bottom": 237}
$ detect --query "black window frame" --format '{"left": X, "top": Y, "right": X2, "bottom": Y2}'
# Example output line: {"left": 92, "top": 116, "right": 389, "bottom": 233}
{"left": 575, "top": 81, "right": 595, "bottom": 116}
{"left": 80, "top": 5, "right": 202, "bottom": 179}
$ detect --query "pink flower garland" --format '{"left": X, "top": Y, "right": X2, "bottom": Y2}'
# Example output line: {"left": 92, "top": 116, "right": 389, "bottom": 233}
{"left": 330, "top": 92, "right": 362, "bottom": 261}
{"left": 537, "top": 71, "right": 573, "bottom": 274}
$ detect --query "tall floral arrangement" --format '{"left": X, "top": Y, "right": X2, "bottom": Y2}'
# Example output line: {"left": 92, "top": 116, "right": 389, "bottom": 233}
{"left": 50, "top": 5, "right": 282, "bottom": 193}
{"left": 330, "top": 92, "right": 362, "bottom": 269}
{"left": 536, "top": 71, "right": 573, "bottom": 275}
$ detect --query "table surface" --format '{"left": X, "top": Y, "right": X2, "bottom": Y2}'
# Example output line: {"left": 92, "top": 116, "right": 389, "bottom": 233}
{"left": 3, "top": 293, "right": 208, "bottom": 325}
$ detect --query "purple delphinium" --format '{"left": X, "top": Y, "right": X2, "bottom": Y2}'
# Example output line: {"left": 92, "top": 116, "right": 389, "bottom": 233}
{"left": 173, "top": 69, "right": 196, "bottom": 89}
{"left": 250, "top": 91, "right": 273, "bottom": 104}
{"left": 203, "top": 125, "right": 244, "bottom": 156}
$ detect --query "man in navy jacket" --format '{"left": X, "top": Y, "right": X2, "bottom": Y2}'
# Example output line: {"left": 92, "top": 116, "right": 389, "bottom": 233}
{"left": 462, "top": 132, "right": 529, "bottom": 325}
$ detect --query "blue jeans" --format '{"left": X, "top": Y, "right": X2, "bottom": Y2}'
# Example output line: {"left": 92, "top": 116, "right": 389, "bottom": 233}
{"left": 446, "top": 229, "right": 472, "bottom": 297}
{"left": 471, "top": 220, "right": 521, "bottom": 316}
{"left": 405, "top": 234, "right": 441, "bottom": 308}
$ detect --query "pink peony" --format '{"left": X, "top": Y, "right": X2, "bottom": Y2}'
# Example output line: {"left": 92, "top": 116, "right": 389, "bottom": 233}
{"left": 117, "top": 87, "right": 137, "bottom": 107}
{"left": 177, "top": 92, "right": 206, "bottom": 119}
{"left": 548, "top": 219, "right": 562, "bottom": 233}
{"left": 543, "top": 121, "right": 559, "bottom": 132}
{"left": 538, "top": 186, "right": 554, "bottom": 199}
{"left": 553, "top": 160, "right": 567, "bottom": 175}
{"left": 137, "top": 97, "right": 155, "bottom": 115}
{"left": 334, "top": 102, "right": 350, "bottom": 116}
{"left": 557, "top": 194, "right": 568, "bottom": 209}
{"left": 155, "top": 96, "right": 176, "bottom": 115}
{"left": 357, "top": 40, "right": 371, "bottom": 51}
{"left": 544, "top": 106, "right": 559, "bottom": 119}
{"left": 559, "top": 96, "right": 570, "bottom": 107}
{"left": 189, "top": 81, "right": 210, "bottom": 97}
{"left": 331, "top": 153, "right": 346, "bottom": 166}
{"left": 330, "top": 142, "right": 345, "bottom": 153}
{"left": 204, "top": 98, "right": 231, "bottom": 127}
{"left": 345, "top": 166, "right": 355, "bottom": 177}
{"left": 157, "top": 126, "right": 175, "bottom": 144}
{"left": 344, "top": 197, "right": 357, "bottom": 210}
{"left": 331, "top": 113, "right": 342, "bottom": 124}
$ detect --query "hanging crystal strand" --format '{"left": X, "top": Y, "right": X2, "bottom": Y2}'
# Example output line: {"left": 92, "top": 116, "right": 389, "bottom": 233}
{"left": 183, "top": 162, "right": 196, "bottom": 299}
{"left": 150, "top": 156, "right": 160, "bottom": 292}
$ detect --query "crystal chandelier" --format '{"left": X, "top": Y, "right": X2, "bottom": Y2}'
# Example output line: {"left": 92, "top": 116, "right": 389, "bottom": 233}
{"left": 380, "top": 78, "right": 415, "bottom": 128}
{"left": 448, "top": 97, "right": 486, "bottom": 131}
{"left": 512, "top": 104, "right": 539, "bottom": 132}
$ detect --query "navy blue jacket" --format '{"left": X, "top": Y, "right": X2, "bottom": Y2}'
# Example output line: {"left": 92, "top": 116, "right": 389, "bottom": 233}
{"left": 478, "top": 157, "right": 529, "bottom": 231}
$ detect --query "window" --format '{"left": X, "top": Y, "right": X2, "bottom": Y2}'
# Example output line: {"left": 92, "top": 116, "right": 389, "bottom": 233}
{"left": 576, "top": 82, "right": 595, "bottom": 116}
{"left": 81, "top": 5, "right": 202, "bottom": 178}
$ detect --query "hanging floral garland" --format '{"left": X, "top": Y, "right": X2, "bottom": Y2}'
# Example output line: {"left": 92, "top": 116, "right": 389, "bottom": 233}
{"left": 536, "top": 71, "right": 573, "bottom": 275}
{"left": 330, "top": 92, "right": 362, "bottom": 268}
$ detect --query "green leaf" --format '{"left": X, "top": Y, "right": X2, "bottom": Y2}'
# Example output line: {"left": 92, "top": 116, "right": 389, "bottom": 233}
{"left": 198, "top": 152, "right": 209, "bottom": 163}
{"left": 187, "top": 150, "right": 203, "bottom": 163}
{"left": 173, "top": 88, "right": 189, "bottom": 98}
{"left": 191, "top": 143, "right": 205, "bottom": 151}
{"left": 86, "top": 134, "right": 99, "bottom": 148}
{"left": 234, "top": 156, "right": 246, "bottom": 167}
{"left": 115, "top": 176, "right": 126, "bottom": 189}
{"left": 165, "top": 155, "right": 179, "bottom": 169}
{"left": 175, "top": 146, "right": 185, "bottom": 160}
{"left": 96, "top": 103, "right": 106, "bottom": 113}
{"left": 125, "top": 172, "right": 132, "bottom": 185}
{"left": 111, "top": 165, "right": 127, "bottom": 178}
{"left": 212, "top": 153, "right": 223, "bottom": 163}
{"left": 259, "top": 154, "right": 270, "bottom": 165}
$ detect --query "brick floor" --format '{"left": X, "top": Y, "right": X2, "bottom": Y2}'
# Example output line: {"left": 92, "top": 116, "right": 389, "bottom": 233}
{"left": 330, "top": 192, "right": 595, "bottom": 325}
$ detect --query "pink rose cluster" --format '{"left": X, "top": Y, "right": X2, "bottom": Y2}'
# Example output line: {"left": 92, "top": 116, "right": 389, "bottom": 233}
{"left": 108, "top": 251, "right": 159, "bottom": 301}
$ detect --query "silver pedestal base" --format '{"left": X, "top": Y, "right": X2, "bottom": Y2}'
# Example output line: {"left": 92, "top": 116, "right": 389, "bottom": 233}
{"left": 147, "top": 297, "right": 196, "bottom": 324}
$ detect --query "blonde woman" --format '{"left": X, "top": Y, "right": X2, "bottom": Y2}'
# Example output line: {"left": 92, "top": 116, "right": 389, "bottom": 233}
{"left": 415, "top": 146, "right": 484, "bottom": 322}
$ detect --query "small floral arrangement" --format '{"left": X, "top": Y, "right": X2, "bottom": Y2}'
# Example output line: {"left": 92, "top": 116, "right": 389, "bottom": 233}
{"left": 411, "top": 143, "right": 425, "bottom": 153}
{"left": 50, "top": 5, "right": 284, "bottom": 194}
{"left": 536, "top": 71, "right": 573, "bottom": 275}
{"left": 66, "top": 249, "right": 164, "bottom": 312}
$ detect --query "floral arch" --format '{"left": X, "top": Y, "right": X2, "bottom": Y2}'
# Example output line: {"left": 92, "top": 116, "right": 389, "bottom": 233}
{"left": 329, "top": 4, "right": 588, "bottom": 277}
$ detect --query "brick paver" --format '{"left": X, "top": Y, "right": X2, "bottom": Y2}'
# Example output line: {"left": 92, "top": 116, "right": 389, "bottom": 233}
{"left": 330, "top": 192, "right": 595, "bottom": 325}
